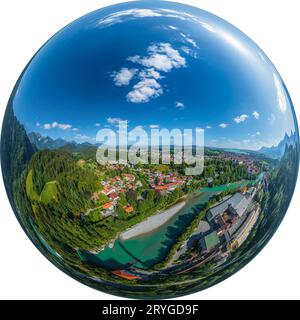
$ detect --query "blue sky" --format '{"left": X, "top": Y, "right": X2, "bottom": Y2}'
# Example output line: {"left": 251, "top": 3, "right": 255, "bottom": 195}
{"left": 13, "top": 0, "right": 297, "bottom": 150}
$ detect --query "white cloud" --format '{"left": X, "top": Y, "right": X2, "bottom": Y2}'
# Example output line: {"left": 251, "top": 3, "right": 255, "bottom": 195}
{"left": 95, "top": 123, "right": 101, "bottom": 127}
{"left": 138, "top": 68, "right": 161, "bottom": 80}
{"left": 126, "top": 67, "right": 163, "bottom": 103}
{"left": 54, "top": 122, "right": 72, "bottom": 130}
{"left": 36, "top": 122, "right": 40, "bottom": 127}
{"left": 206, "top": 125, "right": 212, "bottom": 129}
{"left": 251, "top": 131, "right": 261, "bottom": 137}
{"left": 110, "top": 43, "right": 186, "bottom": 104}
{"left": 107, "top": 117, "right": 120, "bottom": 125}
{"left": 74, "top": 134, "right": 94, "bottom": 142}
{"left": 107, "top": 117, "right": 128, "bottom": 126}
{"left": 95, "top": 7, "right": 218, "bottom": 47}
{"left": 273, "top": 73, "right": 287, "bottom": 113}
{"left": 97, "top": 9, "right": 163, "bottom": 27}
{"left": 233, "top": 114, "right": 248, "bottom": 124}
{"left": 96, "top": 8, "right": 210, "bottom": 28}
{"left": 111, "top": 43, "right": 186, "bottom": 104}
{"left": 128, "top": 43, "right": 186, "bottom": 72}
{"left": 252, "top": 111, "right": 260, "bottom": 120}
{"left": 200, "top": 22, "right": 216, "bottom": 33}
{"left": 175, "top": 101, "right": 185, "bottom": 110}
{"left": 180, "top": 46, "right": 194, "bottom": 56}
{"left": 149, "top": 124, "right": 159, "bottom": 129}
{"left": 219, "top": 123, "right": 228, "bottom": 128}
{"left": 72, "top": 128, "right": 79, "bottom": 132}
{"left": 158, "top": 9, "right": 206, "bottom": 24}
{"left": 180, "top": 33, "right": 198, "bottom": 48}
{"left": 43, "top": 121, "right": 73, "bottom": 130}
{"left": 186, "top": 37, "right": 198, "bottom": 48}
{"left": 127, "top": 78, "right": 163, "bottom": 103}
{"left": 112, "top": 68, "right": 137, "bottom": 86}
{"left": 43, "top": 123, "right": 51, "bottom": 129}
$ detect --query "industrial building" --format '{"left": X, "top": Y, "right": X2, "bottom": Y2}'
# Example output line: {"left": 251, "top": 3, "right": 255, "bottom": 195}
{"left": 207, "top": 192, "right": 252, "bottom": 223}
{"left": 199, "top": 231, "right": 220, "bottom": 253}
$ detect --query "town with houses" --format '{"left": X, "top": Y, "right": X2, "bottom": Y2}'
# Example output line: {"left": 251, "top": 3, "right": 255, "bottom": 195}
{"left": 88, "top": 149, "right": 263, "bottom": 219}
{"left": 80, "top": 149, "right": 268, "bottom": 281}
{"left": 91, "top": 170, "right": 191, "bottom": 219}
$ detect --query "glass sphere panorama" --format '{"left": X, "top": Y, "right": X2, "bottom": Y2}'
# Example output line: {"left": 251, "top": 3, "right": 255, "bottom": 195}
{"left": 1, "top": 1, "right": 299, "bottom": 299}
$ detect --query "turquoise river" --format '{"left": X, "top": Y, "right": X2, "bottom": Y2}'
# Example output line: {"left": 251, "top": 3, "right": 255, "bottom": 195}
{"left": 78, "top": 174, "right": 263, "bottom": 270}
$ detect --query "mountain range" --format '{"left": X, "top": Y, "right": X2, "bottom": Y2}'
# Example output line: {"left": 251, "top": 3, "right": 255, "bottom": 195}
{"left": 28, "top": 132, "right": 98, "bottom": 151}
{"left": 28, "top": 131, "right": 298, "bottom": 160}
{"left": 259, "top": 131, "right": 298, "bottom": 159}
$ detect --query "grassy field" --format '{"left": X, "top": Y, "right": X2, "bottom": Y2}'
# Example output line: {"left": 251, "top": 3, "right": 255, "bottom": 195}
{"left": 26, "top": 169, "right": 40, "bottom": 201}
{"left": 26, "top": 169, "right": 58, "bottom": 204}
{"left": 40, "top": 181, "right": 58, "bottom": 204}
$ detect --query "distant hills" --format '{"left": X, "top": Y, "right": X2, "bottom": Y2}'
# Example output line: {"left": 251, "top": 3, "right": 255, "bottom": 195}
{"left": 28, "top": 132, "right": 98, "bottom": 152}
{"left": 28, "top": 131, "right": 298, "bottom": 160}
{"left": 28, "top": 132, "right": 74, "bottom": 150}
{"left": 259, "top": 131, "right": 298, "bottom": 159}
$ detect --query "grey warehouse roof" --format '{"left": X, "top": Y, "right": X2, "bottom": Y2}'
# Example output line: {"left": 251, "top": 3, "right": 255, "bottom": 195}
{"left": 207, "top": 193, "right": 251, "bottom": 222}
{"left": 227, "top": 193, "right": 251, "bottom": 217}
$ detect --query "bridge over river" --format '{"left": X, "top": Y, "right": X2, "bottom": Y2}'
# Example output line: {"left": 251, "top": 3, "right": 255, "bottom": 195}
{"left": 78, "top": 173, "right": 264, "bottom": 270}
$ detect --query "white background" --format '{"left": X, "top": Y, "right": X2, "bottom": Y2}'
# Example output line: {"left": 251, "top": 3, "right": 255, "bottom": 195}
{"left": 0, "top": 0, "right": 299, "bottom": 300}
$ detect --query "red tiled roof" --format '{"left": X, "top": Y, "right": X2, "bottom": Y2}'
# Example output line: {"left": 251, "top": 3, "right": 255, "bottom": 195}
{"left": 123, "top": 205, "right": 134, "bottom": 213}
{"left": 102, "top": 186, "right": 115, "bottom": 195}
{"left": 112, "top": 270, "right": 139, "bottom": 280}
{"left": 109, "top": 193, "right": 119, "bottom": 200}
{"left": 154, "top": 182, "right": 178, "bottom": 190}
{"left": 122, "top": 173, "right": 135, "bottom": 180}
{"left": 102, "top": 202, "right": 114, "bottom": 210}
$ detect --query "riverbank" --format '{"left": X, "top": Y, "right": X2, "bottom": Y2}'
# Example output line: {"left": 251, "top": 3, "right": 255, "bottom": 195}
{"left": 119, "top": 200, "right": 187, "bottom": 241}
{"left": 79, "top": 176, "right": 264, "bottom": 270}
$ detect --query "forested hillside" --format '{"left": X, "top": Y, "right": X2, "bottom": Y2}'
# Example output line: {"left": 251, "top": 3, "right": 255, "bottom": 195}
{"left": 265, "top": 143, "right": 299, "bottom": 231}
{"left": 1, "top": 104, "right": 35, "bottom": 204}
{"left": 28, "top": 149, "right": 99, "bottom": 212}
